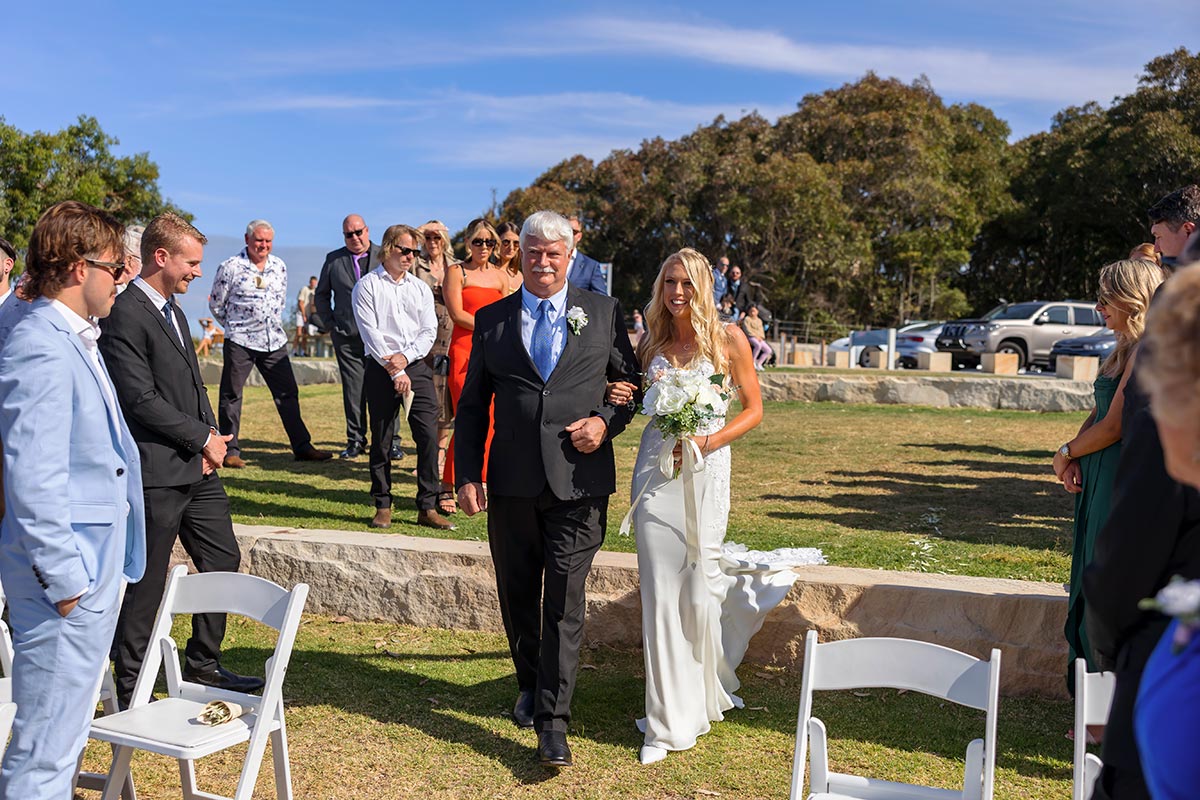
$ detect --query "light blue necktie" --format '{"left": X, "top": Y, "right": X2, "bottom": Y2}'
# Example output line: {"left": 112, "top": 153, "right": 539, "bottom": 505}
{"left": 531, "top": 299, "right": 555, "bottom": 380}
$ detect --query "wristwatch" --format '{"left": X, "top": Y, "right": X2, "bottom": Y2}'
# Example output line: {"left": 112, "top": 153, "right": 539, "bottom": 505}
{"left": 1058, "top": 443, "right": 1071, "bottom": 459}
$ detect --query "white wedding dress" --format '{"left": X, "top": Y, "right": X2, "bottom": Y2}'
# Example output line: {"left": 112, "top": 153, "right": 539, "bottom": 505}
{"left": 630, "top": 355, "right": 825, "bottom": 763}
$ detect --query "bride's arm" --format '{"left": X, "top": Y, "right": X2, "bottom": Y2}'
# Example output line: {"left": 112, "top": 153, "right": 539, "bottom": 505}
{"left": 698, "top": 325, "right": 763, "bottom": 455}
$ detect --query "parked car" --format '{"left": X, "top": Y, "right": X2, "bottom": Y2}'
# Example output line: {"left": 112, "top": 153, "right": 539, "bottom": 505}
{"left": 1047, "top": 329, "right": 1116, "bottom": 372}
{"left": 895, "top": 322, "right": 945, "bottom": 368}
{"left": 962, "top": 300, "right": 1105, "bottom": 369}
{"left": 829, "top": 321, "right": 940, "bottom": 367}
{"left": 936, "top": 304, "right": 1008, "bottom": 369}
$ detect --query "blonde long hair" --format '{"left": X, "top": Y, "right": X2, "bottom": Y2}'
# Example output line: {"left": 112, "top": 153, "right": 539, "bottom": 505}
{"left": 1099, "top": 258, "right": 1165, "bottom": 377}
{"left": 638, "top": 248, "right": 730, "bottom": 375}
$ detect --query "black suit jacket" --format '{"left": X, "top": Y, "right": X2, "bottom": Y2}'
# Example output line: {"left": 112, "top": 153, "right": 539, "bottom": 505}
{"left": 314, "top": 243, "right": 380, "bottom": 338}
{"left": 1083, "top": 366, "right": 1200, "bottom": 670}
{"left": 454, "top": 285, "right": 639, "bottom": 500}
{"left": 99, "top": 285, "right": 216, "bottom": 488}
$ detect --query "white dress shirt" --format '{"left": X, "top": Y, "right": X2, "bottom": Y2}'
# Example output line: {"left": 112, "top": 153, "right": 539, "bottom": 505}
{"left": 351, "top": 265, "right": 437, "bottom": 372}
{"left": 520, "top": 283, "right": 567, "bottom": 366}
{"left": 131, "top": 277, "right": 186, "bottom": 347}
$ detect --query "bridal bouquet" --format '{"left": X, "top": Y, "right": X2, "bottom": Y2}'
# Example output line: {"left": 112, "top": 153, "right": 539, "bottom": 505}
{"left": 640, "top": 366, "right": 731, "bottom": 438}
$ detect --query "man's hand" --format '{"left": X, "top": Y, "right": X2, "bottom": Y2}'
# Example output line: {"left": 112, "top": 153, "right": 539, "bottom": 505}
{"left": 202, "top": 432, "right": 233, "bottom": 470}
{"left": 392, "top": 372, "right": 412, "bottom": 395}
{"left": 56, "top": 596, "right": 79, "bottom": 618}
{"left": 565, "top": 416, "right": 607, "bottom": 454}
{"left": 605, "top": 380, "right": 637, "bottom": 406}
{"left": 458, "top": 482, "right": 487, "bottom": 516}
{"left": 386, "top": 353, "right": 409, "bottom": 374}
{"left": 1061, "top": 460, "right": 1083, "bottom": 494}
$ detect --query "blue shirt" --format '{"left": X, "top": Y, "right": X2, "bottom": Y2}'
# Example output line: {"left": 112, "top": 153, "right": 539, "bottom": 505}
{"left": 520, "top": 283, "right": 568, "bottom": 370}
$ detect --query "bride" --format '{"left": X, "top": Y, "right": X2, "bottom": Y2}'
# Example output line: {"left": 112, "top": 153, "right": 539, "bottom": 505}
{"left": 610, "top": 248, "right": 819, "bottom": 765}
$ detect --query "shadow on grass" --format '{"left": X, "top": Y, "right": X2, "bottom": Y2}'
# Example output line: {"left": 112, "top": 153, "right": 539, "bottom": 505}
{"left": 904, "top": 442, "right": 1051, "bottom": 460}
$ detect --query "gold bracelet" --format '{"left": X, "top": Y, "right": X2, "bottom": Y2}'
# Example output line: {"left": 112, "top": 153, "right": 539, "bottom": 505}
{"left": 704, "top": 435, "right": 710, "bottom": 453}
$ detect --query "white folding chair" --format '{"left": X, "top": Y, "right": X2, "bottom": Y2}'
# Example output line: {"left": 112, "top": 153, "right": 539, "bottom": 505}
{"left": 90, "top": 565, "right": 309, "bottom": 800}
{"left": 1073, "top": 659, "right": 1115, "bottom": 800}
{"left": 791, "top": 631, "right": 1002, "bottom": 800}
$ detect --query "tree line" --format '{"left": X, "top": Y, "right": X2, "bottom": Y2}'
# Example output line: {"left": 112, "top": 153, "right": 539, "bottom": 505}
{"left": 501, "top": 48, "right": 1199, "bottom": 330}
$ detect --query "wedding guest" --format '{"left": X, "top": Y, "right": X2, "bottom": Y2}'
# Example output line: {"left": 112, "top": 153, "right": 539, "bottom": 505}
{"left": 441, "top": 219, "right": 507, "bottom": 491}
{"left": 565, "top": 215, "right": 607, "bottom": 294}
{"left": 1132, "top": 234, "right": 1200, "bottom": 800}
{"left": 296, "top": 275, "right": 317, "bottom": 356}
{"left": 415, "top": 220, "right": 457, "bottom": 514}
{"left": 1053, "top": 260, "right": 1164, "bottom": 701}
{"left": 495, "top": 221, "right": 525, "bottom": 293}
{"left": 741, "top": 304, "right": 774, "bottom": 370}
{"left": 0, "top": 201, "right": 144, "bottom": 798}
{"left": 0, "top": 237, "right": 14, "bottom": 304}
{"left": 195, "top": 317, "right": 217, "bottom": 358}
{"left": 315, "top": 214, "right": 379, "bottom": 460}
{"left": 118, "top": 224, "right": 143, "bottom": 294}
{"left": 712, "top": 256, "right": 728, "bottom": 308}
{"left": 1129, "top": 242, "right": 1163, "bottom": 269}
{"left": 631, "top": 308, "right": 645, "bottom": 346}
{"left": 351, "top": 224, "right": 452, "bottom": 530}
{"left": 208, "top": 220, "right": 331, "bottom": 466}
{"left": 1083, "top": 184, "right": 1200, "bottom": 800}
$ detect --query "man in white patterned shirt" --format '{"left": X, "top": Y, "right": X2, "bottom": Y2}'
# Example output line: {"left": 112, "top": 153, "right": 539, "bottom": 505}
{"left": 351, "top": 224, "right": 452, "bottom": 530}
{"left": 208, "top": 220, "right": 331, "bottom": 466}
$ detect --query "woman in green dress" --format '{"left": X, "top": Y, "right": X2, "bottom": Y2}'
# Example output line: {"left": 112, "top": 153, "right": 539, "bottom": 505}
{"left": 1053, "top": 257, "right": 1165, "bottom": 698}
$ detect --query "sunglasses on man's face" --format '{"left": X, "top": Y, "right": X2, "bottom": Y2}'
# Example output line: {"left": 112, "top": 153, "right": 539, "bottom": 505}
{"left": 85, "top": 258, "right": 125, "bottom": 281}
{"left": 393, "top": 246, "right": 421, "bottom": 258}
{"left": 471, "top": 238, "right": 497, "bottom": 248}
{"left": 343, "top": 228, "right": 366, "bottom": 239}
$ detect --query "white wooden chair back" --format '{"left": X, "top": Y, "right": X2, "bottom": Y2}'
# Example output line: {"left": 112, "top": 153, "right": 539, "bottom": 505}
{"left": 1073, "top": 659, "right": 1115, "bottom": 800}
{"left": 92, "top": 566, "right": 309, "bottom": 800}
{"left": 791, "top": 631, "right": 1001, "bottom": 800}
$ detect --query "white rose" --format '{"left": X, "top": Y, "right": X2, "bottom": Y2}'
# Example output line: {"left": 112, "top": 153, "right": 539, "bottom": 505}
{"left": 696, "top": 384, "right": 723, "bottom": 409}
{"left": 641, "top": 382, "right": 663, "bottom": 416}
{"left": 655, "top": 384, "right": 690, "bottom": 415}
{"left": 1156, "top": 580, "right": 1200, "bottom": 617}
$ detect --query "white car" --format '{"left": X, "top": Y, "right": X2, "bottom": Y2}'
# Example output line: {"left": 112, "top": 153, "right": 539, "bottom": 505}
{"left": 828, "top": 321, "right": 941, "bottom": 367}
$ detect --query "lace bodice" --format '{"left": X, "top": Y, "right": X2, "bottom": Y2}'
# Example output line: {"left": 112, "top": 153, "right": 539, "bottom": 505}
{"left": 644, "top": 354, "right": 730, "bottom": 435}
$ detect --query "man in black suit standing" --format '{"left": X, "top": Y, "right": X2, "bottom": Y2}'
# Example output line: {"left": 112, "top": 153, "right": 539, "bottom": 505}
{"left": 1082, "top": 184, "right": 1200, "bottom": 800}
{"left": 100, "top": 212, "right": 264, "bottom": 707}
{"left": 456, "top": 210, "right": 639, "bottom": 768}
{"left": 314, "top": 214, "right": 387, "bottom": 460}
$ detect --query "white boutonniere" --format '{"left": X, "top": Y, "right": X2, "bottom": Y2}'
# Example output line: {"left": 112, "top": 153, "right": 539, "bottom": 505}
{"left": 566, "top": 306, "right": 588, "bottom": 335}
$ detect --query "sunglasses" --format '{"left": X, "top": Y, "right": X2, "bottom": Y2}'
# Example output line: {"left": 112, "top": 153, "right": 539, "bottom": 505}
{"left": 85, "top": 258, "right": 125, "bottom": 281}
{"left": 500, "top": 239, "right": 520, "bottom": 248}
{"left": 393, "top": 246, "right": 421, "bottom": 258}
{"left": 423, "top": 233, "right": 442, "bottom": 241}
{"left": 471, "top": 238, "right": 497, "bottom": 248}
{"left": 343, "top": 228, "right": 366, "bottom": 239}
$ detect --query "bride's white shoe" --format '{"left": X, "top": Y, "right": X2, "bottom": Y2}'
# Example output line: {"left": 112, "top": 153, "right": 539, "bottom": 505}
{"left": 639, "top": 745, "right": 668, "bottom": 765}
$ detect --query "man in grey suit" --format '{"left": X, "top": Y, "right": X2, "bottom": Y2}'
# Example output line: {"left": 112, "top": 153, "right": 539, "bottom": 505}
{"left": 315, "top": 215, "right": 381, "bottom": 459}
{"left": 456, "top": 210, "right": 638, "bottom": 768}
{"left": 565, "top": 215, "right": 608, "bottom": 295}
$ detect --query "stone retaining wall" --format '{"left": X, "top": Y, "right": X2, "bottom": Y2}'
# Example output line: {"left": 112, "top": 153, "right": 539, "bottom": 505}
{"left": 220, "top": 525, "right": 1069, "bottom": 699}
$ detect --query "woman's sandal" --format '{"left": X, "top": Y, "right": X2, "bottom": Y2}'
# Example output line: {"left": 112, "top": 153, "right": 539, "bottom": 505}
{"left": 437, "top": 490, "right": 457, "bottom": 515}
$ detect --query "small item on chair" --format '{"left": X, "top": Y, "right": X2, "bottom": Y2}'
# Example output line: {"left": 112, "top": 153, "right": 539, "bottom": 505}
{"left": 196, "top": 700, "right": 246, "bottom": 726}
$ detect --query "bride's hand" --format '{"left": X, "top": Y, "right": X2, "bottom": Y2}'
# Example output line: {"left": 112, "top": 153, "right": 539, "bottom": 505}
{"left": 672, "top": 440, "right": 683, "bottom": 472}
{"left": 605, "top": 380, "right": 637, "bottom": 406}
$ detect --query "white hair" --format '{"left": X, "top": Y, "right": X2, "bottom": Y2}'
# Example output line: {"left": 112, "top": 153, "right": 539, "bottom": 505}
{"left": 123, "top": 225, "right": 144, "bottom": 258}
{"left": 520, "top": 210, "right": 573, "bottom": 252}
{"left": 245, "top": 219, "right": 274, "bottom": 236}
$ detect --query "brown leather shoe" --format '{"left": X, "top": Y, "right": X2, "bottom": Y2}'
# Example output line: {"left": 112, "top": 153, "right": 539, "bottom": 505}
{"left": 222, "top": 455, "right": 246, "bottom": 469}
{"left": 369, "top": 508, "right": 392, "bottom": 528}
{"left": 417, "top": 509, "right": 456, "bottom": 530}
{"left": 295, "top": 446, "right": 333, "bottom": 462}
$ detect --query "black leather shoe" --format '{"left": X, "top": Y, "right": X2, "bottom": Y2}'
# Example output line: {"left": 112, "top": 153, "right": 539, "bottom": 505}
{"left": 537, "top": 730, "right": 572, "bottom": 767}
{"left": 512, "top": 689, "right": 535, "bottom": 728}
{"left": 339, "top": 443, "right": 364, "bottom": 459}
{"left": 389, "top": 443, "right": 406, "bottom": 461}
{"left": 183, "top": 665, "right": 266, "bottom": 694}
{"left": 295, "top": 446, "right": 333, "bottom": 462}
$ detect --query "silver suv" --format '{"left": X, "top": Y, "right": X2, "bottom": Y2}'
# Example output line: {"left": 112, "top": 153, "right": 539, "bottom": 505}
{"left": 962, "top": 301, "right": 1104, "bottom": 369}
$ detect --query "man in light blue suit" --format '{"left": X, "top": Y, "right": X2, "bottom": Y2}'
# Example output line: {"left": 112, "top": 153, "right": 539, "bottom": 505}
{"left": 565, "top": 215, "right": 608, "bottom": 295}
{"left": 0, "top": 201, "right": 146, "bottom": 799}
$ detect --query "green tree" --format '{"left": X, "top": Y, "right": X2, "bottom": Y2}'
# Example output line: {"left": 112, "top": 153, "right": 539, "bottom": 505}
{"left": 0, "top": 115, "right": 189, "bottom": 253}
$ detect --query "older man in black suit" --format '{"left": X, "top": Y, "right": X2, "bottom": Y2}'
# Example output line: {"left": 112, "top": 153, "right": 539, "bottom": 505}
{"left": 456, "top": 210, "right": 639, "bottom": 768}
{"left": 100, "top": 212, "right": 264, "bottom": 708}
{"left": 1083, "top": 184, "right": 1200, "bottom": 800}
{"left": 315, "top": 214, "right": 381, "bottom": 459}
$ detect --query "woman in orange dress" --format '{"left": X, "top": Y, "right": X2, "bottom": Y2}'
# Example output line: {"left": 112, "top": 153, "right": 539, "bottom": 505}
{"left": 443, "top": 218, "right": 510, "bottom": 488}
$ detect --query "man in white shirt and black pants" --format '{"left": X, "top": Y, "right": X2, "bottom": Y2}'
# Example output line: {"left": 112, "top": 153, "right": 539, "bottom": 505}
{"left": 351, "top": 224, "right": 454, "bottom": 531}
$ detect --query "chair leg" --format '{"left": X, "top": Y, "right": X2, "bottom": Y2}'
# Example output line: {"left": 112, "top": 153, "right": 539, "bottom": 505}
{"left": 271, "top": 719, "right": 292, "bottom": 800}
{"left": 232, "top": 731, "right": 272, "bottom": 800}
{"left": 179, "top": 758, "right": 200, "bottom": 800}
{"left": 101, "top": 746, "right": 135, "bottom": 800}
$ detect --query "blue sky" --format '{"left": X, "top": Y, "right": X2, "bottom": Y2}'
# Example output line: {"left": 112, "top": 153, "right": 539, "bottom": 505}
{"left": 0, "top": 1, "right": 1187, "bottom": 328}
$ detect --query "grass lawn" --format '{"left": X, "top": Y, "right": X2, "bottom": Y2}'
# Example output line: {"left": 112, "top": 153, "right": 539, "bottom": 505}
{"left": 219, "top": 384, "right": 1081, "bottom": 583}
{"left": 80, "top": 620, "right": 1080, "bottom": 799}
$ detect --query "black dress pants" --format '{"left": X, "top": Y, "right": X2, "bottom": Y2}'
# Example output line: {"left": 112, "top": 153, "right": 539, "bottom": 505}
{"left": 1092, "top": 622, "right": 1165, "bottom": 800}
{"left": 331, "top": 330, "right": 368, "bottom": 448}
{"left": 487, "top": 487, "right": 607, "bottom": 733}
{"left": 111, "top": 474, "right": 241, "bottom": 705}
{"left": 218, "top": 340, "right": 313, "bottom": 456}
{"left": 364, "top": 358, "right": 438, "bottom": 510}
